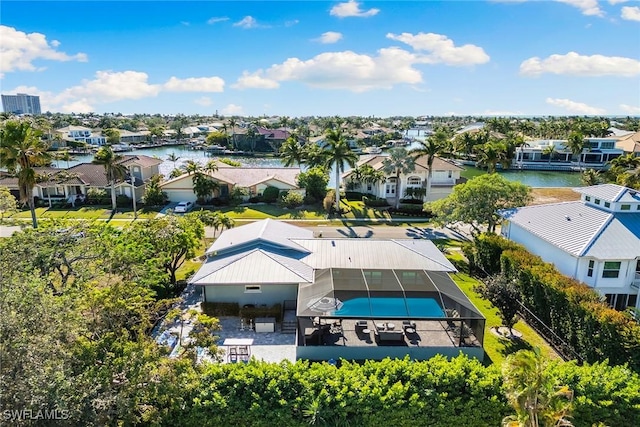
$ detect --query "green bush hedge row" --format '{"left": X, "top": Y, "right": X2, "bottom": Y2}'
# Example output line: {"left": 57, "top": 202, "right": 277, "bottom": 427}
{"left": 164, "top": 355, "right": 640, "bottom": 427}
{"left": 465, "top": 234, "right": 640, "bottom": 371}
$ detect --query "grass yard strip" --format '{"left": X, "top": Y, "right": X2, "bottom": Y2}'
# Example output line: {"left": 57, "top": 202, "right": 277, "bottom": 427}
{"left": 447, "top": 251, "right": 561, "bottom": 366}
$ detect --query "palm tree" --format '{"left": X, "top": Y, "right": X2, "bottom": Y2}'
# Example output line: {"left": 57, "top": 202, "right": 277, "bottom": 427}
{"left": 0, "top": 120, "right": 51, "bottom": 228}
{"left": 204, "top": 159, "right": 218, "bottom": 174}
{"left": 182, "top": 159, "right": 202, "bottom": 175}
{"left": 580, "top": 169, "right": 602, "bottom": 187}
{"left": 92, "top": 146, "right": 127, "bottom": 212}
{"left": 566, "top": 131, "right": 585, "bottom": 171}
{"left": 228, "top": 118, "right": 237, "bottom": 150}
{"left": 502, "top": 348, "right": 574, "bottom": 427}
{"left": 280, "top": 136, "right": 306, "bottom": 167}
{"left": 409, "top": 134, "right": 446, "bottom": 201}
{"left": 167, "top": 152, "right": 181, "bottom": 169}
{"left": 475, "top": 142, "right": 505, "bottom": 174}
{"left": 56, "top": 150, "right": 75, "bottom": 168}
{"left": 543, "top": 144, "right": 557, "bottom": 165}
{"left": 382, "top": 148, "right": 416, "bottom": 209}
{"left": 323, "top": 129, "right": 358, "bottom": 214}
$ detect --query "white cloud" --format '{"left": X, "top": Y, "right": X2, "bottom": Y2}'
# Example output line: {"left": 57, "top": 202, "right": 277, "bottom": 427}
{"left": 386, "top": 32, "right": 490, "bottom": 66}
{"left": 233, "top": 47, "right": 424, "bottom": 92}
{"left": 609, "top": 0, "right": 629, "bottom": 4}
{"left": 233, "top": 16, "right": 260, "bottom": 29}
{"left": 163, "top": 76, "right": 225, "bottom": 92}
{"left": 555, "top": 0, "right": 603, "bottom": 16}
{"left": 194, "top": 96, "right": 213, "bottom": 107}
{"left": 221, "top": 103, "right": 244, "bottom": 115}
{"left": 315, "top": 31, "right": 343, "bottom": 44}
{"left": 232, "top": 71, "right": 280, "bottom": 90}
{"left": 285, "top": 20, "right": 300, "bottom": 27}
{"left": 5, "top": 70, "right": 226, "bottom": 113}
{"left": 546, "top": 97, "right": 606, "bottom": 114}
{"left": 481, "top": 110, "right": 525, "bottom": 116}
{"left": 0, "top": 25, "right": 88, "bottom": 75}
{"left": 620, "top": 104, "right": 640, "bottom": 114}
{"left": 621, "top": 6, "right": 640, "bottom": 21}
{"left": 330, "top": 1, "right": 379, "bottom": 18}
{"left": 207, "top": 17, "right": 229, "bottom": 24}
{"left": 520, "top": 52, "right": 640, "bottom": 77}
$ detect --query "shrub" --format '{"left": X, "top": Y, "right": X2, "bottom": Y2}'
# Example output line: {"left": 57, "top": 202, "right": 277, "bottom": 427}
{"left": 388, "top": 204, "right": 425, "bottom": 216}
{"left": 143, "top": 174, "right": 168, "bottom": 206}
{"left": 116, "top": 194, "right": 131, "bottom": 208}
{"left": 218, "top": 158, "right": 241, "bottom": 167}
{"left": 201, "top": 302, "right": 239, "bottom": 317}
{"left": 303, "top": 195, "right": 317, "bottom": 205}
{"left": 399, "top": 198, "right": 424, "bottom": 205}
{"left": 344, "top": 191, "right": 364, "bottom": 200}
{"left": 323, "top": 189, "right": 335, "bottom": 213}
{"left": 362, "top": 196, "right": 389, "bottom": 207}
{"left": 229, "top": 186, "right": 249, "bottom": 206}
{"left": 279, "top": 191, "right": 304, "bottom": 209}
{"left": 86, "top": 188, "right": 109, "bottom": 205}
{"left": 262, "top": 186, "right": 280, "bottom": 203}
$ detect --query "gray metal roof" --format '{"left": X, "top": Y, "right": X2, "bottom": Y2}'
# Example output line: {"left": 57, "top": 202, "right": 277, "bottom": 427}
{"left": 574, "top": 184, "right": 639, "bottom": 203}
{"left": 191, "top": 248, "right": 313, "bottom": 285}
{"left": 292, "top": 239, "right": 456, "bottom": 271}
{"left": 501, "top": 201, "right": 640, "bottom": 258}
{"left": 206, "top": 218, "right": 313, "bottom": 255}
{"left": 583, "top": 213, "right": 640, "bottom": 258}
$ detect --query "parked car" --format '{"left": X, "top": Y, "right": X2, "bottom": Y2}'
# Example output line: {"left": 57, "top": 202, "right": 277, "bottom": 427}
{"left": 173, "top": 201, "right": 194, "bottom": 213}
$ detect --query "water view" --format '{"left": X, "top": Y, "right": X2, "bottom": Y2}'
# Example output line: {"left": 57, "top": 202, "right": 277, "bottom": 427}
{"left": 56, "top": 145, "right": 583, "bottom": 189}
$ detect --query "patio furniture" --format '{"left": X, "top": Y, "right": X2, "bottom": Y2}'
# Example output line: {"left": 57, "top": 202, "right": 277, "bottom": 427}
{"left": 355, "top": 320, "right": 368, "bottom": 329}
{"left": 376, "top": 329, "right": 404, "bottom": 341}
{"left": 386, "top": 322, "right": 396, "bottom": 330}
{"left": 255, "top": 317, "right": 276, "bottom": 333}
{"left": 223, "top": 338, "right": 253, "bottom": 363}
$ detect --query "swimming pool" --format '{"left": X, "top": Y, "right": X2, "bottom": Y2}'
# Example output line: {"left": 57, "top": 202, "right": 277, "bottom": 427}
{"left": 334, "top": 297, "right": 445, "bottom": 318}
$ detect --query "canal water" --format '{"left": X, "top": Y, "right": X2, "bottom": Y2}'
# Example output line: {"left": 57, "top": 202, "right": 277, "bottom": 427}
{"left": 56, "top": 145, "right": 582, "bottom": 189}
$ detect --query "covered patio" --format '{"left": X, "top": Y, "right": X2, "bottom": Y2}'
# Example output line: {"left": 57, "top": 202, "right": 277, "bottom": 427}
{"left": 296, "top": 268, "right": 485, "bottom": 361}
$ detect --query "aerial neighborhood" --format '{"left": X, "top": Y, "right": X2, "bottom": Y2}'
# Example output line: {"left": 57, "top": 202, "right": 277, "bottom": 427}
{"left": 2, "top": 110, "right": 639, "bottom": 425}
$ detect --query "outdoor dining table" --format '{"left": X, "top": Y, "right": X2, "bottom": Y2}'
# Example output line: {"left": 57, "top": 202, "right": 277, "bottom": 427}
{"left": 223, "top": 338, "right": 253, "bottom": 362}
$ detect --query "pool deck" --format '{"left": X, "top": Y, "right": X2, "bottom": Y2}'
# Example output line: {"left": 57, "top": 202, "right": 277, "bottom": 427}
{"left": 298, "top": 318, "right": 480, "bottom": 348}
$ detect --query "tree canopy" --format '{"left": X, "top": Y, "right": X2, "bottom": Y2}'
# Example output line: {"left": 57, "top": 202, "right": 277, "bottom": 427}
{"left": 428, "top": 174, "right": 532, "bottom": 234}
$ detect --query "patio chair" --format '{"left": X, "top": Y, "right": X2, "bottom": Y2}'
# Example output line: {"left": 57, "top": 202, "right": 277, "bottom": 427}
{"left": 355, "top": 320, "right": 368, "bottom": 330}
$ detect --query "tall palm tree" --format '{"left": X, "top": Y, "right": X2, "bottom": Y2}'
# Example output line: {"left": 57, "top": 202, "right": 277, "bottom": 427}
{"left": 167, "top": 152, "right": 181, "bottom": 169}
{"left": 409, "top": 134, "right": 446, "bottom": 201}
{"left": 0, "top": 120, "right": 51, "bottom": 228}
{"left": 92, "top": 146, "right": 127, "bottom": 212}
{"left": 543, "top": 143, "right": 557, "bottom": 165}
{"left": 56, "top": 150, "right": 75, "bottom": 169}
{"left": 323, "top": 129, "right": 358, "bottom": 214}
{"left": 228, "top": 118, "right": 237, "bottom": 150}
{"left": 204, "top": 159, "right": 218, "bottom": 174}
{"left": 382, "top": 148, "right": 416, "bottom": 209}
{"left": 566, "top": 131, "right": 585, "bottom": 171}
{"left": 280, "top": 136, "right": 306, "bottom": 167}
{"left": 182, "top": 159, "right": 202, "bottom": 175}
{"left": 475, "top": 142, "right": 505, "bottom": 174}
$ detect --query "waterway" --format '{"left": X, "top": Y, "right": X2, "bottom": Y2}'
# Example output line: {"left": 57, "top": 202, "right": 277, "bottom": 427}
{"left": 55, "top": 145, "right": 582, "bottom": 189}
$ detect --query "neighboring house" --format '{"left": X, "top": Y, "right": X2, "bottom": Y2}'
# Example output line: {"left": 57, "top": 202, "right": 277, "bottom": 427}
{"left": 159, "top": 165, "right": 303, "bottom": 202}
{"left": 119, "top": 129, "right": 150, "bottom": 144}
{"left": 616, "top": 131, "right": 640, "bottom": 157}
{"left": 0, "top": 155, "right": 162, "bottom": 203}
{"left": 55, "top": 126, "right": 107, "bottom": 146}
{"left": 343, "top": 155, "right": 464, "bottom": 203}
{"left": 190, "top": 219, "right": 485, "bottom": 361}
{"left": 513, "top": 138, "right": 624, "bottom": 170}
{"left": 256, "top": 127, "right": 291, "bottom": 152}
{"left": 499, "top": 184, "right": 640, "bottom": 311}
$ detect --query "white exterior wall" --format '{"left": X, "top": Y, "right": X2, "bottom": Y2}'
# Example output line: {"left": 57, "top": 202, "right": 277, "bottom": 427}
{"left": 203, "top": 284, "right": 298, "bottom": 306}
{"left": 161, "top": 175, "right": 198, "bottom": 202}
{"left": 503, "top": 222, "right": 579, "bottom": 279}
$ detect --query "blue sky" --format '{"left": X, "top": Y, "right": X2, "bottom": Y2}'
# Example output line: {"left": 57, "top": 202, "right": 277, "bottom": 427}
{"left": 1, "top": 1, "right": 639, "bottom": 117}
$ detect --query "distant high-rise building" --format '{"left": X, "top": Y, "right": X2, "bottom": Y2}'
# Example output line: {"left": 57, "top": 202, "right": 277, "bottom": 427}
{"left": 1, "top": 93, "right": 42, "bottom": 115}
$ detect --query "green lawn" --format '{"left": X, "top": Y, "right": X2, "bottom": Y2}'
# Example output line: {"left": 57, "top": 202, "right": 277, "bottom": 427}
{"left": 215, "top": 204, "right": 327, "bottom": 220}
{"left": 9, "top": 206, "right": 162, "bottom": 221}
{"left": 447, "top": 251, "right": 561, "bottom": 366}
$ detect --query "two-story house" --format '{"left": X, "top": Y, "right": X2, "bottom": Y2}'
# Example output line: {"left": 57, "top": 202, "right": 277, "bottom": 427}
{"left": 343, "top": 155, "right": 464, "bottom": 203}
{"left": 513, "top": 138, "right": 624, "bottom": 170}
{"left": 499, "top": 184, "right": 640, "bottom": 311}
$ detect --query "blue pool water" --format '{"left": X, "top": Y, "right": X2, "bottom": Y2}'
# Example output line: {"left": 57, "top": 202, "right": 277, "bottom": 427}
{"left": 334, "top": 297, "right": 444, "bottom": 318}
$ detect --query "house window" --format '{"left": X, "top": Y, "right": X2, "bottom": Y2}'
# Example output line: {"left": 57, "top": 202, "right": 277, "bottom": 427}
{"left": 594, "top": 199, "right": 601, "bottom": 205}
{"left": 244, "top": 285, "right": 261, "bottom": 293}
{"left": 585, "top": 196, "right": 591, "bottom": 202}
{"left": 448, "top": 170, "right": 452, "bottom": 178}
{"left": 604, "top": 202, "right": 611, "bottom": 208}
{"left": 602, "top": 261, "right": 621, "bottom": 278}
{"left": 367, "top": 183, "right": 372, "bottom": 191}
{"left": 363, "top": 271, "right": 382, "bottom": 285}
{"left": 621, "top": 204, "right": 631, "bottom": 211}
{"left": 587, "top": 260, "right": 594, "bottom": 277}
{"left": 407, "top": 176, "right": 421, "bottom": 186}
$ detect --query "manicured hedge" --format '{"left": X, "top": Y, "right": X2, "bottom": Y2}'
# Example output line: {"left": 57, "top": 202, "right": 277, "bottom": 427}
{"left": 465, "top": 234, "right": 640, "bottom": 371}
{"left": 164, "top": 355, "right": 640, "bottom": 427}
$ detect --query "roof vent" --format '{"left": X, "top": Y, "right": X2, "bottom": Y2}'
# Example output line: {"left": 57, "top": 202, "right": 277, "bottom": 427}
{"left": 565, "top": 215, "right": 571, "bottom": 221}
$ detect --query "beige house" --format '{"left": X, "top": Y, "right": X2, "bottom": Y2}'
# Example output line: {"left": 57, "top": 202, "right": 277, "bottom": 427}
{"left": 159, "top": 165, "right": 303, "bottom": 202}
{"left": 343, "top": 155, "right": 464, "bottom": 203}
{"left": 616, "top": 131, "right": 640, "bottom": 157}
{"left": 0, "top": 155, "right": 162, "bottom": 204}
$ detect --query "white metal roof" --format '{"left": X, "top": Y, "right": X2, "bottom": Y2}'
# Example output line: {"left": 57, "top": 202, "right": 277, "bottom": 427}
{"left": 501, "top": 201, "right": 640, "bottom": 258}
{"left": 573, "top": 184, "right": 640, "bottom": 203}
{"left": 191, "top": 249, "right": 313, "bottom": 285}
{"left": 206, "top": 218, "right": 313, "bottom": 255}
{"left": 293, "top": 239, "right": 456, "bottom": 271}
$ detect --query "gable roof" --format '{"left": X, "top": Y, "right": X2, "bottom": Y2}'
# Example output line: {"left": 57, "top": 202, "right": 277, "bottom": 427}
{"left": 573, "top": 184, "right": 640, "bottom": 203}
{"left": 500, "top": 201, "right": 640, "bottom": 258}
{"left": 343, "top": 155, "right": 462, "bottom": 179}
{"left": 190, "top": 248, "right": 314, "bottom": 285}
{"left": 119, "top": 154, "right": 163, "bottom": 168}
{"left": 206, "top": 218, "right": 313, "bottom": 255}
{"left": 616, "top": 131, "right": 640, "bottom": 153}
